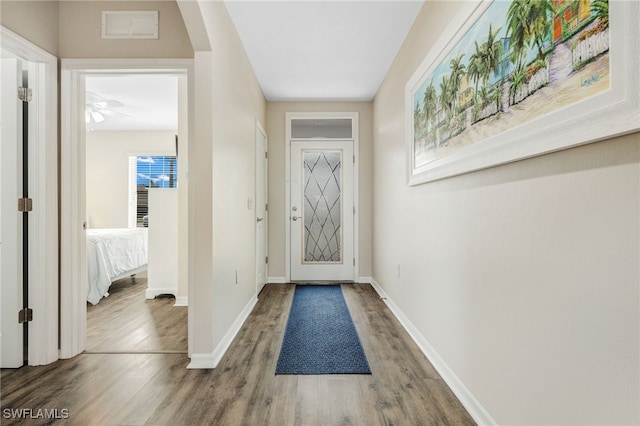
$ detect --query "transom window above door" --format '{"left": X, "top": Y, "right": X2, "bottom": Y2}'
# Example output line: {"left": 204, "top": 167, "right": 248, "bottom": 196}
{"left": 291, "top": 118, "right": 352, "bottom": 139}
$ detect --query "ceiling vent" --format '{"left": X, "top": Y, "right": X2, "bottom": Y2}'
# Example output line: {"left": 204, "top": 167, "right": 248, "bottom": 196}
{"left": 102, "top": 11, "right": 158, "bottom": 39}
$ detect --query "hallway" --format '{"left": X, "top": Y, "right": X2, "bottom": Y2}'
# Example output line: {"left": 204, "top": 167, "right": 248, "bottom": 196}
{"left": 1, "top": 284, "right": 474, "bottom": 425}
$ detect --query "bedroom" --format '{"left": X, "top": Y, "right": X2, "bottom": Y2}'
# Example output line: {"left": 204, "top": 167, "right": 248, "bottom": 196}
{"left": 84, "top": 73, "right": 188, "bottom": 352}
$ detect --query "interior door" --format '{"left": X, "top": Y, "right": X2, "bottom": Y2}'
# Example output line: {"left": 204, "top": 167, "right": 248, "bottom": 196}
{"left": 1, "top": 55, "right": 25, "bottom": 367}
{"left": 290, "top": 140, "right": 354, "bottom": 281}
{"left": 255, "top": 124, "right": 268, "bottom": 294}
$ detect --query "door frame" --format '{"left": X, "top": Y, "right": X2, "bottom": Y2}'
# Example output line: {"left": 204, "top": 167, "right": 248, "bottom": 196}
{"left": 0, "top": 26, "right": 58, "bottom": 366}
{"left": 255, "top": 120, "right": 268, "bottom": 294}
{"left": 60, "top": 58, "right": 194, "bottom": 359}
{"left": 284, "top": 112, "right": 359, "bottom": 283}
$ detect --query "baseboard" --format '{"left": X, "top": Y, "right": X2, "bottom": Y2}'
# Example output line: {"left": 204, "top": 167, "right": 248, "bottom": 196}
{"left": 187, "top": 353, "right": 216, "bottom": 369}
{"left": 269, "top": 277, "right": 372, "bottom": 284}
{"left": 145, "top": 288, "right": 177, "bottom": 299}
{"left": 370, "top": 278, "right": 497, "bottom": 426}
{"left": 209, "top": 294, "right": 259, "bottom": 368}
{"left": 173, "top": 296, "right": 188, "bottom": 307}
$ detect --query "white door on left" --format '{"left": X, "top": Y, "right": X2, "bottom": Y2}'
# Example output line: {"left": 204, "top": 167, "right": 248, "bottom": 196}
{"left": 1, "top": 55, "right": 25, "bottom": 368}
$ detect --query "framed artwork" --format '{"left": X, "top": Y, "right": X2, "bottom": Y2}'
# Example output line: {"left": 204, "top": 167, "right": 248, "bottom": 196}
{"left": 406, "top": 0, "right": 639, "bottom": 185}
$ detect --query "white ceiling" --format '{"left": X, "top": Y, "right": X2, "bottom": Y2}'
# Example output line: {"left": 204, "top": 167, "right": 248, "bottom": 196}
{"left": 85, "top": 74, "right": 178, "bottom": 132}
{"left": 224, "top": 0, "right": 424, "bottom": 101}
{"left": 83, "top": 1, "right": 424, "bottom": 131}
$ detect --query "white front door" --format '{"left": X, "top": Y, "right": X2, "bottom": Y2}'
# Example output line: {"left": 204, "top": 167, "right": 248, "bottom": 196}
{"left": 1, "top": 55, "right": 25, "bottom": 368}
{"left": 290, "top": 140, "right": 354, "bottom": 281}
{"left": 255, "top": 123, "right": 268, "bottom": 294}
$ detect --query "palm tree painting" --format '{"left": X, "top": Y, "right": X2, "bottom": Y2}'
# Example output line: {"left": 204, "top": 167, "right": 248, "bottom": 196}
{"left": 411, "top": 0, "right": 610, "bottom": 170}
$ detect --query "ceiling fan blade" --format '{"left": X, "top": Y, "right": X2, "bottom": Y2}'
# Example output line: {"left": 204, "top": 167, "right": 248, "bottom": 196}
{"left": 95, "top": 100, "right": 125, "bottom": 109}
{"left": 101, "top": 109, "right": 131, "bottom": 119}
{"left": 86, "top": 91, "right": 102, "bottom": 104}
{"left": 91, "top": 110, "right": 105, "bottom": 123}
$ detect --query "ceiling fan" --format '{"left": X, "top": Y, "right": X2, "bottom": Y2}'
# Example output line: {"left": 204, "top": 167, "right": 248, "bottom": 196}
{"left": 85, "top": 91, "right": 130, "bottom": 126}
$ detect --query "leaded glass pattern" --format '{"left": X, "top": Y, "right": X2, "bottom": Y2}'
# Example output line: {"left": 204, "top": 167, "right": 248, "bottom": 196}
{"left": 303, "top": 150, "right": 342, "bottom": 262}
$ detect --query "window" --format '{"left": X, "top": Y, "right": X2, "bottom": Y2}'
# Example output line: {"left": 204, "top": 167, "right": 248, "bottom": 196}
{"left": 128, "top": 155, "right": 177, "bottom": 228}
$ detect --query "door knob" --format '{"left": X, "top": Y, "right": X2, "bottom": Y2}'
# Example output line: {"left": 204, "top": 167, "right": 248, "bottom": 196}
{"left": 292, "top": 216, "right": 303, "bottom": 221}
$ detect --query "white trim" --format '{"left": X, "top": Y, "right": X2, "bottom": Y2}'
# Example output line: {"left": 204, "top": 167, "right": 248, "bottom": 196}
{"left": 145, "top": 288, "right": 177, "bottom": 299}
{"left": 174, "top": 296, "right": 188, "bottom": 307}
{"left": 285, "top": 112, "right": 360, "bottom": 282}
{"left": 267, "top": 277, "right": 288, "bottom": 284}
{"left": 369, "top": 279, "right": 496, "bottom": 426}
{"left": 186, "top": 353, "right": 216, "bottom": 369}
{"left": 60, "top": 58, "right": 194, "bottom": 360}
{"left": 1, "top": 26, "right": 59, "bottom": 366}
{"left": 187, "top": 295, "right": 258, "bottom": 369}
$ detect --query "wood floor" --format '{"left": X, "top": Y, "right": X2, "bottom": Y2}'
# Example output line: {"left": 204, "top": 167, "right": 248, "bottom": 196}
{"left": 86, "top": 274, "right": 187, "bottom": 353}
{"left": 1, "top": 284, "right": 475, "bottom": 425}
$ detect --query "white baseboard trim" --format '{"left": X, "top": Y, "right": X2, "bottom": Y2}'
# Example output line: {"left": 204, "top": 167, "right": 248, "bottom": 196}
{"left": 174, "top": 296, "right": 188, "bottom": 307}
{"left": 186, "top": 295, "right": 258, "bottom": 369}
{"left": 267, "top": 276, "right": 288, "bottom": 284}
{"left": 358, "top": 276, "right": 372, "bottom": 284}
{"left": 370, "top": 278, "right": 497, "bottom": 426}
{"left": 145, "top": 288, "right": 177, "bottom": 299}
{"left": 209, "top": 294, "right": 259, "bottom": 368}
{"left": 187, "top": 353, "right": 216, "bottom": 369}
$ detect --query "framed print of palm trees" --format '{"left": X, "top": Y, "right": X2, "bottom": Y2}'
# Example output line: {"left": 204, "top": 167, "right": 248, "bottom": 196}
{"left": 406, "top": 0, "right": 639, "bottom": 185}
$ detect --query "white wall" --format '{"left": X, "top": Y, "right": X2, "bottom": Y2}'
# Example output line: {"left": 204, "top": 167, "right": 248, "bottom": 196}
{"left": 372, "top": 2, "right": 639, "bottom": 425}
{"left": 85, "top": 131, "right": 176, "bottom": 229}
{"left": 266, "top": 102, "right": 373, "bottom": 281}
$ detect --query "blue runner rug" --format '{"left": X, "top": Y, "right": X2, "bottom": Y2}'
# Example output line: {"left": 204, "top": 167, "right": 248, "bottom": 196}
{"left": 275, "top": 285, "right": 371, "bottom": 375}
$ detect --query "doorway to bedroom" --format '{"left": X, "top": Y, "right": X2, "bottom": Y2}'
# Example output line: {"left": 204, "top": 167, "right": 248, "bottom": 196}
{"left": 83, "top": 73, "right": 188, "bottom": 354}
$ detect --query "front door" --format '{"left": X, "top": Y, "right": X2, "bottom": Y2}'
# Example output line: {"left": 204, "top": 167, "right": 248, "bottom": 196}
{"left": 290, "top": 140, "right": 354, "bottom": 281}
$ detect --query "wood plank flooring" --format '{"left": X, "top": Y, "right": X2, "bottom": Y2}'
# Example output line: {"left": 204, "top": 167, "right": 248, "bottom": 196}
{"left": 86, "top": 273, "right": 187, "bottom": 353}
{"left": 1, "top": 284, "right": 475, "bottom": 425}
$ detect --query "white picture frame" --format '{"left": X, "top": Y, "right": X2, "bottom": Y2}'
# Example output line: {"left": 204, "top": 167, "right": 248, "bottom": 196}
{"left": 406, "top": 0, "right": 639, "bottom": 185}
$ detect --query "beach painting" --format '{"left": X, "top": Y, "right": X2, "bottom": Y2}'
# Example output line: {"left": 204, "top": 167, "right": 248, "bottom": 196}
{"left": 408, "top": 0, "right": 615, "bottom": 182}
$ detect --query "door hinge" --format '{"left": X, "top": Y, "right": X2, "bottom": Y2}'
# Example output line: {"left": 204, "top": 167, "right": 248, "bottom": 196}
{"left": 18, "top": 308, "right": 33, "bottom": 324}
{"left": 18, "top": 198, "right": 33, "bottom": 212}
{"left": 18, "top": 87, "right": 32, "bottom": 102}
{"left": 353, "top": 258, "right": 356, "bottom": 266}
{"left": 265, "top": 256, "right": 268, "bottom": 264}
{"left": 265, "top": 151, "right": 268, "bottom": 159}
{"left": 353, "top": 206, "right": 356, "bottom": 215}
{"left": 265, "top": 203, "right": 268, "bottom": 212}
{"left": 353, "top": 154, "right": 355, "bottom": 163}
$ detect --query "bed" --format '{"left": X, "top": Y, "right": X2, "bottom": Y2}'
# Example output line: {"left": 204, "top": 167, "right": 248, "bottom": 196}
{"left": 86, "top": 228, "right": 148, "bottom": 305}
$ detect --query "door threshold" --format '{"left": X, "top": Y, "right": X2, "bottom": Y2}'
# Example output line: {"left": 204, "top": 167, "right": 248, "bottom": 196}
{"left": 290, "top": 280, "right": 354, "bottom": 285}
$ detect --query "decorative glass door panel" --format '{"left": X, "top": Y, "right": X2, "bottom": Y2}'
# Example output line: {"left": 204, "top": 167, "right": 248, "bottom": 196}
{"left": 303, "top": 150, "right": 342, "bottom": 263}
{"left": 291, "top": 140, "right": 354, "bottom": 281}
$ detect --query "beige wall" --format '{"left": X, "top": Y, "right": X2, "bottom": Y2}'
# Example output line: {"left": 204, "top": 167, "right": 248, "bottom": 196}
{"left": 1, "top": 1, "right": 60, "bottom": 56}
{"left": 372, "top": 1, "right": 639, "bottom": 425}
{"left": 1, "top": 1, "right": 192, "bottom": 59}
{"left": 59, "top": 1, "right": 192, "bottom": 58}
{"left": 178, "top": 1, "right": 266, "bottom": 357}
{"left": 208, "top": 1, "right": 266, "bottom": 351}
{"left": 266, "top": 102, "right": 373, "bottom": 280}
{"left": 86, "top": 131, "right": 176, "bottom": 229}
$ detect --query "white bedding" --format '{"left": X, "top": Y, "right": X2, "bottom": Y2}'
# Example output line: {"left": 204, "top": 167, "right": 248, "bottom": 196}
{"left": 86, "top": 228, "right": 148, "bottom": 305}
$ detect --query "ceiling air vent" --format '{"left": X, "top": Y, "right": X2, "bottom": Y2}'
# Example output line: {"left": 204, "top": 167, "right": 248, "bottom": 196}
{"left": 102, "top": 11, "right": 158, "bottom": 39}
